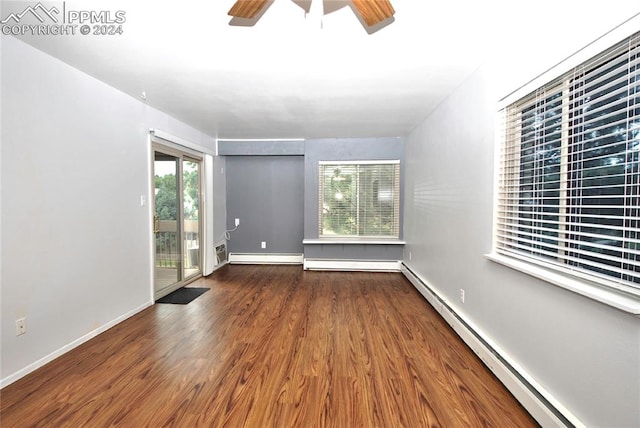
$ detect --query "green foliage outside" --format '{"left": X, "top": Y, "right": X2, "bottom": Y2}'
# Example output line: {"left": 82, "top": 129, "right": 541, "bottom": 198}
{"left": 155, "top": 161, "right": 200, "bottom": 268}
{"left": 155, "top": 161, "right": 199, "bottom": 221}
{"left": 155, "top": 173, "right": 178, "bottom": 220}
{"left": 321, "top": 165, "right": 398, "bottom": 237}
{"left": 323, "top": 167, "right": 355, "bottom": 235}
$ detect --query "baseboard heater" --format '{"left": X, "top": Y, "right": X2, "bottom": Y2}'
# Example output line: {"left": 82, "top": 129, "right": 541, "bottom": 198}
{"left": 303, "top": 259, "right": 401, "bottom": 272}
{"left": 228, "top": 253, "right": 303, "bottom": 265}
{"left": 401, "top": 263, "right": 582, "bottom": 428}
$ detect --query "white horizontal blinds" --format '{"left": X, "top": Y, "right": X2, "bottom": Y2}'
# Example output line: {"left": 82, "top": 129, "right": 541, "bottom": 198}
{"left": 358, "top": 163, "right": 400, "bottom": 236}
{"left": 566, "top": 34, "right": 640, "bottom": 289}
{"left": 497, "top": 85, "right": 564, "bottom": 260}
{"left": 497, "top": 31, "right": 640, "bottom": 295}
{"left": 319, "top": 161, "right": 400, "bottom": 238}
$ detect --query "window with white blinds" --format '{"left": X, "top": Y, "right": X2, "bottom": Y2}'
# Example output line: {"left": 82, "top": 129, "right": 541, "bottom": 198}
{"left": 496, "top": 32, "right": 640, "bottom": 297}
{"left": 319, "top": 161, "right": 400, "bottom": 238}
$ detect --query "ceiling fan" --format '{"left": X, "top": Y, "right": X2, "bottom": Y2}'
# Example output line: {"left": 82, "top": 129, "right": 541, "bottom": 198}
{"left": 228, "top": 0, "right": 395, "bottom": 28}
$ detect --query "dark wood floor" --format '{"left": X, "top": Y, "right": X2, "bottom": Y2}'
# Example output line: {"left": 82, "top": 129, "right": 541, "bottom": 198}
{"left": 1, "top": 265, "right": 537, "bottom": 427}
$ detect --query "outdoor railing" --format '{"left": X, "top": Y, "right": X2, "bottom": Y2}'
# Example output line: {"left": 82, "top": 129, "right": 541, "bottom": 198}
{"left": 155, "top": 220, "right": 200, "bottom": 269}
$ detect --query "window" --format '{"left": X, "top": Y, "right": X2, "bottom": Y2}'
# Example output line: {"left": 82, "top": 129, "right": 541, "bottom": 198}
{"left": 496, "top": 33, "right": 640, "bottom": 297}
{"left": 319, "top": 161, "right": 400, "bottom": 238}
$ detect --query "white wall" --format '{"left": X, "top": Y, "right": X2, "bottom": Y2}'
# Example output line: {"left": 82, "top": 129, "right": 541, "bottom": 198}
{"left": 0, "top": 37, "right": 221, "bottom": 385}
{"left": 403, "top": 12, "right": 640, "bottom": 428}
{"left": 212, "top": 155, "right": 227, "bottom": 247}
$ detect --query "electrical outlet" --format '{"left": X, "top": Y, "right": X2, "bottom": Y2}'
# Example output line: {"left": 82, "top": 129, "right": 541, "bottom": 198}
{"left": 16, "top": 317, "right": 26, "bottom": 336}
{"left": 235, "top": 218, "right": 240, "bottom": 227}
{"left": 459, "top": 289, "right": 465, "bottom": 303}
{"left": 261, "top": 241, "right": 267, "bottom": 249}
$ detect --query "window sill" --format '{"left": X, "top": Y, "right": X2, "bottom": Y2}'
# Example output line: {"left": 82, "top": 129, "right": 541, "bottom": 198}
{"left": 485, "top": 253, "right": 640, "bottom": 316}
{"left": 303, "top": 239, "right": 406, "bottom": 245}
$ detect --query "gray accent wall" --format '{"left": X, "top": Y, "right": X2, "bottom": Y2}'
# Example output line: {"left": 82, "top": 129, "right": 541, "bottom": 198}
{"left": 218, "top": 140, "right": 305, "bottom": 156}
{"left": 403, "top": 65, "right": 640, "bottom": 427}
{"left": 304, "top": 137, "right": 404, "bottom": 239}
{"left": 223, "top": 138, "right": 404, "bottom": 260}
{"left": 303, "top": 138, "right": 404, "bottom": 261}
{"left": 225, "top": 156, "right": 304, "bottom": 254}
{"left": 304, "top": 244, "right": 403, "bottom": 260}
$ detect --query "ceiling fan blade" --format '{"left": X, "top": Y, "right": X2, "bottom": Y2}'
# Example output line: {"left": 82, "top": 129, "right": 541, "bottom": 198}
{"left": 228, "top": 0, "right": 270, "bottom": 19}
{"left": 351, "top": 0, "right": 395, "bottom": 26}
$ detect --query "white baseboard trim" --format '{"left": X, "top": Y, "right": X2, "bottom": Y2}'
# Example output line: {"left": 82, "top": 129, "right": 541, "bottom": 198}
{"left": 0, "top": 300, "right": 153, "bottom": 389}
{"left": 228, "top": 253, "right": 303, "bottom": 265}
{"left": 401, "top": 264, "right": 583, "bottom": 428}
{"left": 304, "top": 259, "right": 401, "bottom": 272}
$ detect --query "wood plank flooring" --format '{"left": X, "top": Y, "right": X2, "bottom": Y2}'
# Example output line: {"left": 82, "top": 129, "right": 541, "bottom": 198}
{"left": 1, "top": 265, "right": 538, "bottom": 427}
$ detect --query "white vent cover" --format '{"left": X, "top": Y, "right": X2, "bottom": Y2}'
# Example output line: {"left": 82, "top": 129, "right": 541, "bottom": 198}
{"left": 215, "top": 241, "right": 228, "bottom": 266}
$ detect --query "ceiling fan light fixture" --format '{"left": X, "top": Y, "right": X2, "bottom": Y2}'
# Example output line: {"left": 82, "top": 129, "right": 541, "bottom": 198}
{"left": 228, "top": 0, "right": 270, "bottom": 19}
{"left": 227, "top": 0, "right": 396, "bottom": 32}
{"left": 351, "top": 0, "right": 395, "bottom": 26}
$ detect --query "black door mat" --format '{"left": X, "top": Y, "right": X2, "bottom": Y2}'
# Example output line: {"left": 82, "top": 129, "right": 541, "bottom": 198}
{"left": 156, "top": 287, "right": 209, "bottom": 304}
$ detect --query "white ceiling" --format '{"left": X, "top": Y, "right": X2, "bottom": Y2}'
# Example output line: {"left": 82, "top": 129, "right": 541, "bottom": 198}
{"left": 11, "top": 0, "right": 640, "bottom": 139}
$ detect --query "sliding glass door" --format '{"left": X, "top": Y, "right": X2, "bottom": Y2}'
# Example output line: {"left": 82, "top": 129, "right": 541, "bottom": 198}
{"left": 153, "top": 145, "right": 202, "bottom": 299}
{"left": 182, "top": 158, "right": 201, "bottom": 279}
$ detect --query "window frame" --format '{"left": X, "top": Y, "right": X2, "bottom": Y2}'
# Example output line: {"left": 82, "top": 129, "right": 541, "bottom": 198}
{"left": 490, "top": 25, "right": 640, "bottom": 314}
{"left": 318, "top": 160, "right": 401, "bottom": 240}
